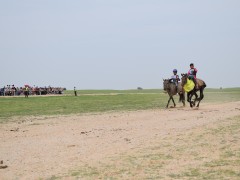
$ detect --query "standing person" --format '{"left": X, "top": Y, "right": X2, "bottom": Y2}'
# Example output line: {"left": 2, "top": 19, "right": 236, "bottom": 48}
{"left": 188, "top": 63, "right": 198, "bottom": 89}
{"left": 24, "top": 86, "right": 29, "bottom": 98}
{"left": 6, "top": 85, "right": 10, "bottom": 96}
{"left": 12, "top": 85, "right": 16, "bottom": 96}
{"left": 74, "top": 87, "right": 77, "bottom": 96}
{"left": 3, "top": 86, "right": 5, "bottom": 96}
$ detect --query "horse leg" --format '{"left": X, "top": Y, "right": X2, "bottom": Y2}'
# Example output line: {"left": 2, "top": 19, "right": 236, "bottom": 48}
{"left": 194, "top": 92, "right": 198, "bottom": 103}
{"left": 179, "top": 93, "right": 185, "bottom": 107}
{"left": 171, "top": 96, "right": 176, "bottom": 107}
{"left": 195, "top": 92, "right": 199, "bottom": 101}
{"left": 187, "top": 93, "right": 190, "bottom": 103}
{"left": 190, "top": 92, "right": 197, "bottom": 106}
{"left": 182, "top": 94, "right": 185, "bottom": 107}
{"left": 196, "top": 89, "right": 204, "bottom": 107}
{"left": 191, "top": 92, "right": 196, "bottom": 107}
{"left": 189, "top": 91, "right": 197, "bottom": 106}
{"left": 166, "top": 96, "right": 172, "bottom": 108}
{"left": 188, "top": 92, "right": 194, "bottom": 108}
{"left": 186, "top": 92, "right": 190, "bottom": 105}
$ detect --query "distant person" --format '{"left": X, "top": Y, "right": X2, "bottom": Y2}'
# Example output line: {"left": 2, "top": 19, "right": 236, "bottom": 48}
{"left": 188, "top": 63, "right": 198, "bottom": 89}
{"left": 3, "top": 86, "right": 5, "bottom": 96}
{"left": 11, "top": 85, "right": 16, "bottom": 96}
{"left": 24, "top": 86, "right": 29, "bottom": 98}
{"left": 6, "top": 85, "right": 10, "bottom": 96}
{"left": 74, "top": 87, "right": 77, "bottom": 96}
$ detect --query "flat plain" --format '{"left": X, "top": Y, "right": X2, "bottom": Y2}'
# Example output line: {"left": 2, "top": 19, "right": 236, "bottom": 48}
{"left": 0, "top": 88, "right": 240, "bottom": 179}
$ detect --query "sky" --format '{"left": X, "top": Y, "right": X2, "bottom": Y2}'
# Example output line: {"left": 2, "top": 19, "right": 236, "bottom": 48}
{"left": 0, "top": 0, "right": 240, "bottom": 90}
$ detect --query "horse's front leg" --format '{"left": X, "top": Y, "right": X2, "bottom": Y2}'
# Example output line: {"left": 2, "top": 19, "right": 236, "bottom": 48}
{"left": 187, "top": 93, "right": 190, "bottom": 103}
{"left": 171, "top": 96, "right": 176, "bottom": 107}
{"left": 188, "top": 92, "right": 193, "bottom": 108}
{"left": 166, "top": 96, "right": 172, "bottom": 108}
{"left": 192, "top": 92, "right": 198, "bottom": 106}
{"left": 181, "top": 94, "right": 185, "bottom": 107}
{"left": 182, "top": 99, "right": 186, "bottom": 107}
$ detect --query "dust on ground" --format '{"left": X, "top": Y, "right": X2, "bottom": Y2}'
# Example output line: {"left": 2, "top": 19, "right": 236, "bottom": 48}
{"left": 0, "top": 101, "right": 240, "bottom": 179}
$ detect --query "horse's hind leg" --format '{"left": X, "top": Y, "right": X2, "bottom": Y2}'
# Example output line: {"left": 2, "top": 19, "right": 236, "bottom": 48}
{"left": 197, "top": 90, "right": 204, "bottom": 107}
{"left": 191, "top": 92, "right": 198, "bottom": 106}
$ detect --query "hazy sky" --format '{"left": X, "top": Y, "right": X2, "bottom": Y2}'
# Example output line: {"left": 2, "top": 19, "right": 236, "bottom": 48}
{"left": 1, "top": 0, "right": 240, "bottom": 89}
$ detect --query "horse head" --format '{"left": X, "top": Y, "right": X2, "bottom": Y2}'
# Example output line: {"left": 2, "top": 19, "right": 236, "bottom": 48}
{"left": 181, "top": 73, "right": 188, "bottom": 86}
{"left": 163, "top": 79, "right": 170, "bottom": 91}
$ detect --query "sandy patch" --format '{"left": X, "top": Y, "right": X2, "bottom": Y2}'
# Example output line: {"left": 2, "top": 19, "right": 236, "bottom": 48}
{"left": 0, "top": 101, "right": 240, "bottom": 179}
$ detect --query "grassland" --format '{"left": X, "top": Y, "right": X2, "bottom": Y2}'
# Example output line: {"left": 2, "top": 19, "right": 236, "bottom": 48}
{"left": 1, "top": 88, "right": 240, "bottom": 179}
{"left": 0, "top": 88, "right": 240, "bottom": 122}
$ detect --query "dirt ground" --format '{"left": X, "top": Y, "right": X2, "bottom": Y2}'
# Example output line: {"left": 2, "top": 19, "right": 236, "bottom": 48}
{"left": 0, "top": 101, "right": 240, "bottom": 179}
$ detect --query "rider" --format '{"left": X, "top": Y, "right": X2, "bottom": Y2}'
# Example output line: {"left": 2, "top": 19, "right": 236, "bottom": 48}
{"left": 170, "top": 69, "right": 180, "bottom": 90}
{"left": 188, "top": 63, "right": 198, "bottom": 89}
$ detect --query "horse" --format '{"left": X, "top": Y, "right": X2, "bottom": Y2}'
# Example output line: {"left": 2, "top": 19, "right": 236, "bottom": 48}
{"left": 163, "top": 79, "right": 185, "bottom": 108}
{"left": 181, "top": 73, "right": 207, "bottom": 108}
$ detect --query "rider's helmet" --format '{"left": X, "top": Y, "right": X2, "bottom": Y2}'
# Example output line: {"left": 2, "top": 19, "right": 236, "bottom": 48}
{"left": 190, "top": 63, "right": 194, "bottom": 66}
{"left": 173, "top": 69, "right": 177, "bottom": 73}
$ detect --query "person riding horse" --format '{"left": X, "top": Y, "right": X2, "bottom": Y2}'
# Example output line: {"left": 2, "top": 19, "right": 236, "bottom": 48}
{"left": 181, "top": 63, "right": 207, "bottom": 108}
{"left": 163, "top": 69, "right": 185, "bottom": 108}
{"left": 169, "top": 69, "right": 180, "bottom": 91}
{"left": 188, "top": 63, "right": 199, "bottom": 89}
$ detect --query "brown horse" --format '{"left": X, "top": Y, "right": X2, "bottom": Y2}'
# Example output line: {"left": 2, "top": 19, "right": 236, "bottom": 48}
{"left": 181, "top": 73, "right": 206, "bottom": 108}
{"left": 163, "top": 79, "right": 185, "bottom": 108}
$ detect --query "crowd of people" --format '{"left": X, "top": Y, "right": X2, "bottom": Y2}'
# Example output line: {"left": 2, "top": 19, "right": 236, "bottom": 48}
{"left": 0, "top": 85, "right": 65, "bottom": 96}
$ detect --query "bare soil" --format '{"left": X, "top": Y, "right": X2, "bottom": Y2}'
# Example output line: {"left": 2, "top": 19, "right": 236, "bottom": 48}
{"left": 0, "top": 101, "right": 240, "bottom": 179}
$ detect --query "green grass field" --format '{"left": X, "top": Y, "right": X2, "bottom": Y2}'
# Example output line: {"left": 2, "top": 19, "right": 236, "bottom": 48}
{"left": 0, "top": 88, "right": 240, "bottom": 122}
